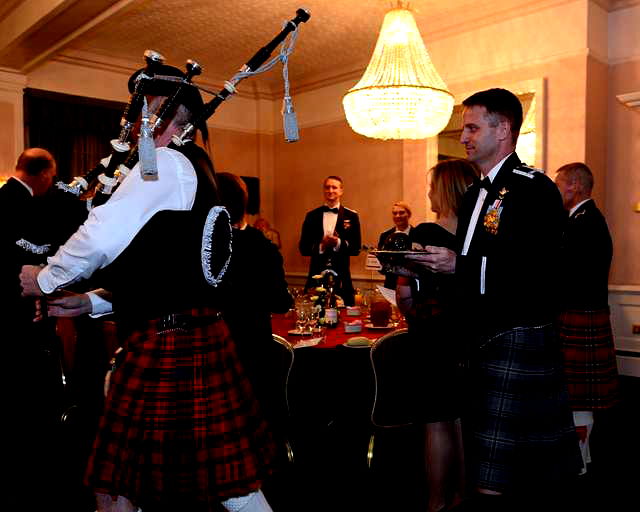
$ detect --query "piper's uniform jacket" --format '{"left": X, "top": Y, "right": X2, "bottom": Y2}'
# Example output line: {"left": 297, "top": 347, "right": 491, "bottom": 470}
{"left": 559, "top": 199, "right": 612, "bottom": 309}
{"left": 557, "top": 198, "right": 619, "bottom": 410}
{"left": 455, "top": 152, "right": 566, "bottom": 338}
{"left": 299, "top": 204, "right": 361, "bottom": 305}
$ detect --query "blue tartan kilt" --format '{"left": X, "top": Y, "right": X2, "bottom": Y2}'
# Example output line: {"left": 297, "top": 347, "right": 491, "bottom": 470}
{"left": 468, "top": 324, "right": 582, "bottom": 493}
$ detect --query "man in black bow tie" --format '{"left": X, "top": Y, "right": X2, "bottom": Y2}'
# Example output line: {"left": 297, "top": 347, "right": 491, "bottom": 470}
{"left": 408, "top": 88, "right": 581, "bottom": 506}
{"left": 299, "top": 175, "right": 361, "bottom": 305}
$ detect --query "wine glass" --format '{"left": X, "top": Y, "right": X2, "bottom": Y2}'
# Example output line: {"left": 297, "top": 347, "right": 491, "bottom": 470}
{"left": 308, "top": 304, "right": 321, "bottom": 334}
{"left": 295, "top": 298, "right": 311, "bottom": 334}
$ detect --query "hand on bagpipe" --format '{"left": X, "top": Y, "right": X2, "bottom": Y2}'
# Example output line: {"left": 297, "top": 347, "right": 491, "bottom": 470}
{"left": 56, "top": 8, "right": 311, "bottom": 209}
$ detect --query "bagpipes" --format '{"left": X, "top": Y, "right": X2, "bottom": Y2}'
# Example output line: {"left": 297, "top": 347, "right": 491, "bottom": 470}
{"left": 56, "top": 8, "right": 311, "bottom": 209}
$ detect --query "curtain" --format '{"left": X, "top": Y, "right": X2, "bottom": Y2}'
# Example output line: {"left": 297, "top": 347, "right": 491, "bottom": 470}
{"left": 24, "top": 88, "right": 126, "bottom": 183}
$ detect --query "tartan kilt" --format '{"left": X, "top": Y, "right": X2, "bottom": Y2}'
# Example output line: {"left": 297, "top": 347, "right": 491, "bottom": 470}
{"left": 557, "top": 308, "right": 620, "bottom": 410}
{"left": 468, "top": 324, "right": 582, "bottom": 493}
{"left": 85, "top": 307, "right": 275, "bottom": 509}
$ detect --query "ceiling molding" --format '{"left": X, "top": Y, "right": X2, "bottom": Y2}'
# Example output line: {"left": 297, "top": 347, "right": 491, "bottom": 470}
{"left": 593, "top": 0, "right": 640, "bottom": 10}
{"left": 0, "top": 67, "right": 26, "bottom": 93}
{"left": 617, "top": 91, "right": 640, "bottom": 109}
{"left": 52, "top": 49, "right": 268, "bottom": 101}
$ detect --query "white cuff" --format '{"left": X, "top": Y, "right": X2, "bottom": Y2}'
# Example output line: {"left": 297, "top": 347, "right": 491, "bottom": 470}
{"left": 37, "top": 268, "right": 57, "bottom": 295}
{"left": 88, "top": 289, "right": 113, "bottom": 317}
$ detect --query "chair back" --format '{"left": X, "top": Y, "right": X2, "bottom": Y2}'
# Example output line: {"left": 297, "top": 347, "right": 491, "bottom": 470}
{"left": 271, "top": 334, "right": 297, "bottom": 464}
{"left": 272, "top": 334, "right": 295, "bottom": 416}
{"left": 369, "top": 328, "right": 419, "bottom": 428}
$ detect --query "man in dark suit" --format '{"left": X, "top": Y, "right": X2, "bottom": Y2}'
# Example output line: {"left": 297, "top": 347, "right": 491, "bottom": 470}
{"left": 1, "top": 148, "right": 72, "bottom": 508}
{"left": 410, "top": 88, "right": 580, "bottom": 508}
{"left": 377, "top": 200, "right": 413, "bottom": 289}
{"left": 299, "top": 175, "right": 361, "bottom": 305}
{"left": 554, "top": 162, "right": 619, "bottom": 475}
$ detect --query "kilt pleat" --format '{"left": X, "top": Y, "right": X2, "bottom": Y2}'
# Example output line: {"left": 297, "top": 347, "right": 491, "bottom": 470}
{"left": 85, "top": 307, "right": 275, "bottom": 509}
{"left": 557, "top": 308, "right": 620, "bottom": 410}
{"left": 469, "top": 324, "right": 582, "bottom": 492}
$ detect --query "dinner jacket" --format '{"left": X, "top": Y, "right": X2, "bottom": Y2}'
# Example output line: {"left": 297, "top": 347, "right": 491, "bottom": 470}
{"left": 0, "top": 178, "right": 54, "bottom": 329}
{"left": 377, "top": 226, "right": 414, "bottom": 289}
{"left": 454, "top": 152, "right": 566, "bottom": 337}
{"left": 1, "top": 176, "right": 90, "bottom": 497}
{"left": 559, "top": 199, "right": 612, "bottom": 310}
{"left": 299, "top": 204, "right": 361, "bottom": 305}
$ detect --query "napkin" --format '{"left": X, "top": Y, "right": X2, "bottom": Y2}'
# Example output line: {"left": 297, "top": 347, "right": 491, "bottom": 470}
{"left": 293, "top": 337, "right": 324, "bottom": 349}
{"left": 344, "top": 319, "right": 363, "bottom": 333}
{"left": 377, "top": 285, "right": 397, "bottom": 306}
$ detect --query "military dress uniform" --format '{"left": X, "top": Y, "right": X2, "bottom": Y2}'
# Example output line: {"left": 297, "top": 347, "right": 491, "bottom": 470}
{"left": 299, "top": 204, "right": 361, "bottom": 305}
{"left": 455, "top": 152, "right": 581, "bottom": 492}
{"left": 1, "top": 177, "right": 88, "bottom": 507}
{"left": 556, "top": 198, "right": 619, "bottom": 410}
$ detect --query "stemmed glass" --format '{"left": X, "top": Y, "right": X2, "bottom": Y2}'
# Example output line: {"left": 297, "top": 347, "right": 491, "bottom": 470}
{"left": 307, "top": 305, "right": 321, "bottom": 334}
{"left": 295, "top": 297, "right": 312, "bottom": 335}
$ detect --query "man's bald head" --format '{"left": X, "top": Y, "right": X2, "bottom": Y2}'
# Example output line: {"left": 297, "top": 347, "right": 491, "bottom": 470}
{"left": 15, "top": 148, "right": 57, "bottom": 196}
{"left": 16, "top": 148, "right": 56, "bottom": 176}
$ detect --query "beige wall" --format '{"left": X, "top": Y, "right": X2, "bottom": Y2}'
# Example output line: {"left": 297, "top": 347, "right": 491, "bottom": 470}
{"left": 606, "top": 2, "right": 640, "bottom": 286}
{"left": 608, "top": 58, "right": 640, "bottom": 285}
{"left": 0, "top": 70, "right": 26, "bottom": 176}
{"left": 273, "top": 121, "right": 404, "bottom": 278}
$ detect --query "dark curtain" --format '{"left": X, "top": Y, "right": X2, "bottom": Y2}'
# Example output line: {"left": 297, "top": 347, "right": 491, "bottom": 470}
{"left": 24, "top": 88, "right": 126, "bottom": 183}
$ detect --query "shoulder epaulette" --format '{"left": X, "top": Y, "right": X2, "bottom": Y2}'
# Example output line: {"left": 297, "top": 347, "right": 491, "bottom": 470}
{"left": 343, "top": 206, "right": 358, "bottom": 214}
{"left": 513, "top": 164, "right": 544, "bottom": 179}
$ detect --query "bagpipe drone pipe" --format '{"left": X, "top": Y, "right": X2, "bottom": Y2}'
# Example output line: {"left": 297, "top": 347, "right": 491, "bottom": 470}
{"left": 55, "top": 8, "right": 311, "bottom": 210}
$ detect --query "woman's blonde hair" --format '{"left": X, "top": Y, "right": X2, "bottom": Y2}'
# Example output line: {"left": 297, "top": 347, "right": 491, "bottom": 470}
{"left": 429, "top": 159, "right": 480, "bottom": 217}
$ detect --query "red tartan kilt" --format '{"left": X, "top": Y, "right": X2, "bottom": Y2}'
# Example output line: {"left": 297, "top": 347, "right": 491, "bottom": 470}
{"left": 557, "top": 308, "right": 620, "bottom": 410}
{"left": 85, "top": 307, "right": 275, "bottom": 507}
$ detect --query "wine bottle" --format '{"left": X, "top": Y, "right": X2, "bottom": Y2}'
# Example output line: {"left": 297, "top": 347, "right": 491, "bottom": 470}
{"left": 323, "top": 275, "right": 339, "bottom": 328}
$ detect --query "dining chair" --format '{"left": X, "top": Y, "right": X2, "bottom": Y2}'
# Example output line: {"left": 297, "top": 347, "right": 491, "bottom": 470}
{"left": 367, "top": 327, "right": 418, "bottom": 468}
{"left": 367, "top": 329, "right": 429, "bottom": 512}
{"left": 271, "top": 333, "right": 296, "bottom": 464}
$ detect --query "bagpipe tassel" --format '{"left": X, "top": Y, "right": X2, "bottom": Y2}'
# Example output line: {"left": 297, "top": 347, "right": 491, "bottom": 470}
{"left": 139, "top": 97, "right": 158, "bottom": 178}
{"left": 282, "top": 95, "right": 299, "bottom": 143}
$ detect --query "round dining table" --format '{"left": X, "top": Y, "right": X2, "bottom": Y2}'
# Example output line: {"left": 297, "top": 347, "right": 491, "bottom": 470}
{"left": 269, "top": 306, "right": 406, "bottom": 450}
{"left": 271, "top": 307, "right": 405, "bottom": 348}
{"left": 267, "top": 307, "right": 416, "bottom": 511}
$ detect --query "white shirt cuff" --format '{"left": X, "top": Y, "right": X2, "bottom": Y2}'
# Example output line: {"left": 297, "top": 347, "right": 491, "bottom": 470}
{"left": 88, "top": 290, "right": 113, "bottom": 317}
{"left": 37, "top": 268, "right": 57, "bottom": 295}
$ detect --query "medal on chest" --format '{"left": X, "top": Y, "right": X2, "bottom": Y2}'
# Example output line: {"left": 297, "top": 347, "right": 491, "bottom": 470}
{"left": 483, "top": 187, "right": 508, "bottom": 235}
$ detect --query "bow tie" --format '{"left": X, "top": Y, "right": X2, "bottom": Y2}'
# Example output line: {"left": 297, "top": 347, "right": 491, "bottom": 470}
{"left": 322, "top": 206, "right": 339, "bottom": 214}
{"left": 478, "top": 177, "right": 492, "bottom": 191}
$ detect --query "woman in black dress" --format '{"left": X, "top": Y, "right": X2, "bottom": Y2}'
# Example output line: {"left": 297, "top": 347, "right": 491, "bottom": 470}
{"left": 396, "top": 159, "right": 479, "bottom": 512}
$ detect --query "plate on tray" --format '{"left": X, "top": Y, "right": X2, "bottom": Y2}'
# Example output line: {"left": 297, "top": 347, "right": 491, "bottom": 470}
{"left": 342, "top": 337, "right": 373, "bottom": 348}
{"left": 288, "top": 329, "right": 309, "bottom": 336}
{"left": 365, "top": 322, "right": 398, "bottom": 329}
{"left": 371, "top": 250, "right": 429, "bottom": 255}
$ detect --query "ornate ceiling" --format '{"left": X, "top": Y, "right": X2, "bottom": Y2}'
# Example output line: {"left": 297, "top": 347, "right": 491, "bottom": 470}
{"left": 0, "top": 0, "right": 638, "bottom": 95}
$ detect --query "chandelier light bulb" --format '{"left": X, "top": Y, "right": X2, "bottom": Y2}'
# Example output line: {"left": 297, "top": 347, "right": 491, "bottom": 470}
{"left": 343, "top": 6, "right": 454, "bottom": 140}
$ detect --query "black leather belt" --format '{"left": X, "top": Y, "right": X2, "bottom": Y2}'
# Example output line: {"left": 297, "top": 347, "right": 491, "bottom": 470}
{"left": 156, "top": 312, "right": 222, "bottom": 334}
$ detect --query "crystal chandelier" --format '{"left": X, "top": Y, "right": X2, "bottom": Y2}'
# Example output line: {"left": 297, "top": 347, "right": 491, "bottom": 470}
{"left": 343, "top": 4, "right": 454, "bottom": 140}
